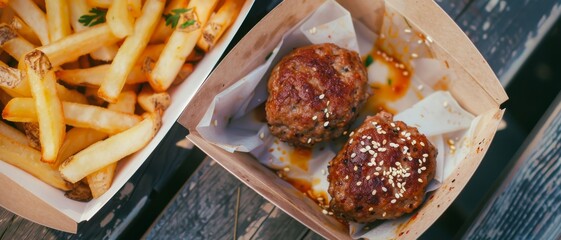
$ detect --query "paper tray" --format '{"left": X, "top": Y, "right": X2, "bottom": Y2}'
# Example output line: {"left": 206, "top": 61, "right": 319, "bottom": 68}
{"left": 178, "top": 0, "right": 507, "bottom": 239}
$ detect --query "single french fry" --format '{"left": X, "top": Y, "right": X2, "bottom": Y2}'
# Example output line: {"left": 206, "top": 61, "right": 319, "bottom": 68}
{"left": 0, "top": 120, "right": 28, "bottom": 145}
{"left": 107, "top": 90, "right": 136, "bottom": 113}
{"left": 68, "top": 0, "right": 118, "bottom": 61}
{"left": 57, "top": 64, "right": 146, "bottom": 87}
{"left": 86, "top": 162, "right": 115, "bottom": 198}
{"left": 3, "top": 98, "right": 142, "bottom": 134}
{"left": 60, "top": 113, "right": 161, "bottom": 183}
{"left": 8, "top": 0, "right": 50, "bottom": 45}
{"left": 0, "top": 23, "right": 35, "bottom": 61}
{"left": 23, "top": 50, "right": 65, "bottom": 162}
{"left": 86, "top": 0, "right": 111, "bottom": 8}
{"left": 38, "top": 23, "right": 121, "bottom": 67}
{"left": 0, "top": 133, "right": 70, "bottom": 190}
{"left": 197, "top": 0, "right": 244, "bottom": 52}
{"left": 98, "top": 0, "right": 165, "bottom": 103}
{"left": 138, "top": 85, "right": 170, "bottom": 114}
{"left": 149, "top": 0, "right": 187, "bottom": 43}
{"left": 55, "top": 127, "right": 107, "bottom": 167}
{"left": 45, "top": 0, "right": 72, "bottom": 41}
{"left": 9, "top": 16, "right": 41, "bottom": 45}
{"left": 55, "top": 84, "right": 88, "bottom": 104}
{"left": 148, "top": 0, "right": 219, "bottom": 92}
{"left": 106, "top": 0, "right": 134, "bottom": 38}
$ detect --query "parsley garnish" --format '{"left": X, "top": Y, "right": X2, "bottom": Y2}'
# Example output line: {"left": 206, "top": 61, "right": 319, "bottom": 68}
{"left": 163, "top": 8, "right": 195, "bottom": 29}
{"left": 364, "top": 54, "right": 374, "bottom": 67}
{"left": 79, "top": 8, "right": 107, "bottom": 27}
{"left": 387, "top": 78, "right": 393, "bottom": 86}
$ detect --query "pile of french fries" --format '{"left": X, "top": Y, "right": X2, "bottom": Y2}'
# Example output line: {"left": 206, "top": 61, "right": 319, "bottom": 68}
{"left": 0, "top": 0, "right": 245, "bottom": 201}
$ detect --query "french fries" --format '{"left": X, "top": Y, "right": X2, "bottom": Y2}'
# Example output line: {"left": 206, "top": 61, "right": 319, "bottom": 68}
{"left": 3, "top": 98, "right": 142, "bottom": 135}
{"left": 197, "top": 0, "right": 244, "bottom": 52}
{"left": 0, "top": 133, "right": 70, "bottom": 190}
{"left": 57, "top": 64, "right": 146, "bottom": 87}
{"left": 8, "top": 0, "right": 50, "bottom": 45}
{"left": 60, "top": 113, "right": 161, "bottom": 183}
{"left": 0, "top": 0, "right": 245, "bottom": 201}
{"left": 106, "top": 0, "right": 134, "bottom": 38}
{"left": 148, "top": 0, "right": 219, "bottom": 92}
{"left": 39, "top": 23, "right": 121, "bottom": 67}
{"left": 45, "top": 0, "right": 72, "bottom": 41}
{"left": 98, "top": 0, "right": 165, "bottom": 103}
{"left": 23, "top": 50, "right": 65, "bottom": 163}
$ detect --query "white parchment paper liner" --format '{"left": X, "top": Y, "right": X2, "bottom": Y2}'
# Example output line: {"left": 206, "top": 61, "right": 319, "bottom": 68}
{"left": 197, "top": 1, "right": 477, "bottom": 238}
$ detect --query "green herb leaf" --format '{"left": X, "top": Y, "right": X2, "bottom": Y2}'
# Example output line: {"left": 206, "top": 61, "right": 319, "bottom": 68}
{"left": 387, "top": 78, "right": 393, "bottom": 86}
{"left": 79, "top": 8, "right": 107, "bottom": 27}
{"left": 163, "top": 8, "right": 192, "bottom": 29}
{"left": 364, "top": 54, "right": 374, "bottom": 67}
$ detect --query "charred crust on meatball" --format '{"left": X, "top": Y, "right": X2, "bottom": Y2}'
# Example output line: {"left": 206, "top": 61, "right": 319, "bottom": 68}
{"left": 265, "top": 43, "right": 370, "bottom": 147}
{"left": 327, "top": 111, "right": 437, "bottom": 222}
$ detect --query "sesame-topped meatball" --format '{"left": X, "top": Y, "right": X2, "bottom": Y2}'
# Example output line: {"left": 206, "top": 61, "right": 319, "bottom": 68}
{"left": 265, "top": 43, "right": 370, "bottom": 147}
{"left": 327, "top": 112, "right": 437, "bottom": 222}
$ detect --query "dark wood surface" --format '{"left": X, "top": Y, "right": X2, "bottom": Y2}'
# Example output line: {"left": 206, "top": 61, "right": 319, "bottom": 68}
{"left": 1, "top": 0, "right": 560, "bottom": 239}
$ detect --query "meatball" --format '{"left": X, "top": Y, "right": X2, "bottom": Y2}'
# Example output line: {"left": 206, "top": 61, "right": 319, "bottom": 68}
{"left": 265, "top": 43, "right": 370, "bottom": 147}
{"left": 327, "top": 112, "right": 437, "bottom": 222}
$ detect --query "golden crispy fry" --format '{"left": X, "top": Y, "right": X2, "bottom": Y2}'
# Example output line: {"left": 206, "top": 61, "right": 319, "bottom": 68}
{"left": 107, "top": 90, "right": 136, "bottom": 114}
{"left": 3, "top": 98, "right": 142, "bottom": 134}
{"left": 45, "top": 0, "right": 72, "bottom": 41}
{"left": 148, "top": 0, "right": 219, "bottom": 92}
{"left": 59, "top": 113, "right": 161, "bottom": 183}
{"left": 68, "top": 0, "right": 118, "bottom": 61}
{"left": 197, "top": 0, "right": 244, "bottom": 52}
{"left": 138, "top": 85, "right": 170, "bottom": 115}
{"left": 55, "top": 127, "right": 107, "bottom": 167}
{"left": 98, "top": 0, "right": 165, "bottom": 103}
{"left": 87, "top": 163, "right": 115, "bottom": 198}
{"left": 38, "top": 23, "right": 121, "bottom": 67}
{"left": 0, "top": 120, "right": 27, "bottom": 145}
{"left": 8, "top": 0, "right": 50, "bottom": 45}
{"left": 149, "top": 0, "right": 187, "bottom": 43}
{"left": 106, "top": 0, "right": 134, "bottom": 38}
{"left": 54, "top": 83, "right": 89, "bottom": 104}
{"left": 23, "top": 50, "right": 65, "bottom": 163}
{"left": 0, "top": 23, "right": 35, "bottom": 61}
{"left": 57, "top": 64, "right": 146, "bottom": 87}
{"left": 86, "top": 0, "right": 111, "bottom": 8}
{"left": 0, "top": 133, "right": 70, "bottom": 190}
{"left": 9, "top": 16, "right": 42, "bottom": 45}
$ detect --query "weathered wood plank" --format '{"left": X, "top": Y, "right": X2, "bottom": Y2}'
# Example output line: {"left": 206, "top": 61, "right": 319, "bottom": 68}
{"left": 301, "top": 230, "right": 327, "bottom": 240}
{"left": 456, "top": 0, "right": 561, "bottom": 85}
{"left": 464, "top": 93, "right": 561, "bottom": 239}
{"left": 248, "top": 207, "right": 310, "bottom": 240}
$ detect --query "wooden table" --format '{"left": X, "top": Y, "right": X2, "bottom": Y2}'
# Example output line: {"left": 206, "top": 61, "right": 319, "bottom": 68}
{"left": 1, "top": 0, "right": 560, "bottom": 239}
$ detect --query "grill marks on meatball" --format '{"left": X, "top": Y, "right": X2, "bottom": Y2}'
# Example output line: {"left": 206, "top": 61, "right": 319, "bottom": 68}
{"left": 266, "top": 43, "right": 369, "bottom": 147}
{"left": 328, "top": 112, "right": 437, "bottom": 222}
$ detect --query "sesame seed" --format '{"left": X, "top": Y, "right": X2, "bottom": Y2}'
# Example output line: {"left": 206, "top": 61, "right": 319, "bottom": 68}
{"left": 319, "top": 94, "right": 325, "bottom": 99}
{"left": 356, "top": 181, "right": 362, "bottom": 186}
{"left": 412, "top": 140, "right": 417, "bottom": 145}
{"left": 321, "top": 169, "right": 326, "bottom": 175}
{"left": 324, "top": 121, "right": 329, "bottom": 127}
{"left": 382, "top": 187, "right": 387, "bottom": 192}
{"left": 354, "top": 166, "right": 358, "bottom": 171}
{"left": 374, "top": 172, "right": 380, "bottom": 176}
{"left": 328, "top": 211, "right": 334, "bottom": 215}
{"left": 382, "top": 139, "right": 387, "bottom": 145}
{"left": 365, "top": 145, "right": 371, "bottom": 150}
{"left": 259, "top": 132, "right": 265, "bottom": 139}
{"left": 351, "top": 153, "right": 357, "bottom": 158}
{"left": 391, "top": 199, "right": 397, "bottom": 204}
{"left": 421, "top": 166, "right": 426, "bottom": 171}
{"left": 369, "top": 207, "right": 374, "bottom": 211}
{"left": 349, "top": 131, "right": 355, "bottom": 137}
{"left": 213, "top": 119, "right": 218, "bottom": 126}
{"left": 420, "top": 142, "right": 425, "bottom": 146}
{"left": 423, "top": 153, "right": 429, "bottom": 157}
{"left": 325, "top": 112, "right": 330, "bottom": 118}
{"left": 366, "top": 175, "right": 371, "bottom": 180}
{"left": 390, "top": 123, "right": 396, "bottom": 127}
{"left": 375, "top": 167, "right": 382, "bottom": 171}
{"left": 390, "top": 143, "right": 399, "bottom": 148}
{"left": 427, "top": 35, "right": 434, "bottom": 43}
{"left": 327, "top": 101, "right": 330, "bottom": 106}
{"left": 309, "top": 27, "right": 317, "bottom": 34}
{"left": 403, "top": 71, "right": 409, "bottom": 76}
{"left": 324, "top": 108, "right": 328, "bottom": 113}
{"left": 284, "top": 167, "right": 290, "bottom": 172}
{"left": 349, "top": 139, "right": 353, "bottom": 144}
{"left": 404, "top": 28, "right": 412, "bottom": 33}
{"left": 418, "top": 178, "right": 423, "bottom": 183}
{"left": 345, "top": 175, "right": 349, "bottom": 180}
{"left": 379, "top": 161, "right": 384, "bottom": 166}
{"left": 383, "top": 212, "right": 387, "bottom": 217}
{"left": 368, "top": 150, "right": 375, "bottom": 155}
{"left": 360, "top": 148, "right": 367, "bottom": 153}
{"left": 372, "top": 190, "right": 377, "bottom": 195}
{"left": 417, "top": 84, "right": 424, "bottom": 90}
{"left": 411, "top": 53, "right": 419, "bottom": 58}
{"left": 367, "top": 162, "right": 374, "bottom": 167}
{"left": 443, "top": 101, "right": 449, "bottom": 107}
{"left": 418, "top": 169, "right": 422, "bottom": 174}
{"left": 378, "top": 148, "right": 387, "bottom": 152}
{"left": 417, "top": 39, "right": 423, "bottom": 44}
{"left": 312, "top": 115, "right": 318, "bottom": 120}
{"left": 307, "top": 138, "right": 312, "bottom": 144}
{"left": 395, "top": 162, "right": 401, "bottom": 166}
{"left": 322, "top": 209, "right": 328, "bottom": 214}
